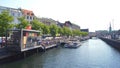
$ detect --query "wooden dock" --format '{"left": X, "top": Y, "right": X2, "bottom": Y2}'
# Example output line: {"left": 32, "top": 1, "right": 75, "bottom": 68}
{"left": 0, "top": 38, "right": 81, "bottom": 63}
{"left": 45, "top": 44, "right": 57, "bottom": 49}
{"left": 0, "top": 43, "right": 57, "bottom": 64}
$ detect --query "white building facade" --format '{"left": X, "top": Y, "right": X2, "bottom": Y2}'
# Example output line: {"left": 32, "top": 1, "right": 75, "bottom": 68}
{"left": 0, "top": 6, "right": 23, "bottom": 24}
{"left": 0, "top": 6, "right": 35, "bottom": 24}
{"left": 21, "top": 9, "right": 35, "bottom": 23}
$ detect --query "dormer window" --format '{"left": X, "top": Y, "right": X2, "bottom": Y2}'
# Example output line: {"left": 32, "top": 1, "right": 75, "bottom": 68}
{"left": 31, "top": 13, "right": 34, "bottom": 16}
{"left": 27, "top": 13, "right": 30, "bottom": 15}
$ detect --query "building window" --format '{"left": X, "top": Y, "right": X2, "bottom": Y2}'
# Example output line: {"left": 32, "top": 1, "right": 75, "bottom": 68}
{"left": 27, "top": 13, "right": 30, "bottom": 15}
{"left": 12, "top": 13, "right": 14, "bottom": 16}
{"left": 27, "top": 16, "right": 29, "bottom": 19}
{"left": 30, "top": 16, "right": 32, "bottom": 20}
{"left": 18, "top": 13, "right": 20, "bottom": 17}
{"left": 31, "top": 13, "right": 34, "bottom": 16}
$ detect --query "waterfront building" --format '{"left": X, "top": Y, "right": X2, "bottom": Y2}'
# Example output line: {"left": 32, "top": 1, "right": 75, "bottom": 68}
{"left": 37, "top": 17, "right": 57, "bottom": 25}
{"left": 95, "top": 30, "right": 109, "bottom": 37}
{"left": 56, "top": 21, "right": 81, "bottom": 31}
{"left": 38, "top": 19, "right": 81, "bottom": 31}
{"left": 56, "top": 21, "right": 64, "bottom": 28}
{"left": 81, "top": 29, "right": 89, "bottom": 32}
{"left": 0, "top": 6, "right": 36, "bottom": 24}
{"left": 0, "top": 6, "right": 22, "bottom": 24}
{"left": 115, "top": 30, "right": 120, "bottom": 40}
{"left": 0, "top": 6, "right": 81, "bottom": 30}
{"left": 64, "top": 21, "right": 80, "bottom": 30}
{"left": 89, "top": 32, "right": 96, "bottom": 37}
{"left": 22, "top": 9, "right": 35, "bottom": 23}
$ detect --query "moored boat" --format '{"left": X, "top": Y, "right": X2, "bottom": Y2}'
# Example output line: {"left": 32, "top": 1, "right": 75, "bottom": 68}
{"left": 64, "top": 41, "right": 81, "bottom": 48}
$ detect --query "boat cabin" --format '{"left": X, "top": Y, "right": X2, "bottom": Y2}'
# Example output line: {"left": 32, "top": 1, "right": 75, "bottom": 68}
{"left": 6, "top": 29, "right": 41, "bottom": 52}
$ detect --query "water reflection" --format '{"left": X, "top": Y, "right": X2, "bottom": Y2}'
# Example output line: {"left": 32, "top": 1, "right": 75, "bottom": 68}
{"left": 1, "top": 39, "right": 120, "bottom": 68}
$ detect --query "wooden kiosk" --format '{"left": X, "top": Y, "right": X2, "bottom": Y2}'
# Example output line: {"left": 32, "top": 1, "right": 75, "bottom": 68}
{"left": 6, "top": 29, "right": 41, "bottom": 52}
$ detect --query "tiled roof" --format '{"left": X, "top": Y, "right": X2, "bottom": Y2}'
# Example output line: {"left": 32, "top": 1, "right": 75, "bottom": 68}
{"left": 22, "top": 9, "right": 34, "bottom": 16}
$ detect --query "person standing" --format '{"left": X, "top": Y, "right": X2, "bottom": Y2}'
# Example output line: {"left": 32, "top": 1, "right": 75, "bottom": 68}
{"left": 2, "top": 38, "right": 5, "bottom": 47}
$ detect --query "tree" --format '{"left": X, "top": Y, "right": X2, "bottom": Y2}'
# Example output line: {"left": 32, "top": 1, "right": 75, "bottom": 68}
{"left": 42, "top": 24, "right": 50, "bottom": 35}
{"left": 32, "top": 21, "right": 45, "bottom": 35}
{"left": 58, "top": 27, "right": 63, "bottom": 36}
{"left": 30, "top": 19, "right": 44, "bottom": 35}
{"left": 63, "top": 27, "right": 72, "bottom": 37}
{"left": 81, "top": 32, "right": 88, "bottom": 36}
{"left": 31, "top": 19, "right": 41, "bottom": 30}
{"left": 8, "top": 23, "right": 15, "bottom": 29}
{"left": 16, "top": 17, "right": 29, "bottom": 29}
{"left": 0, "top": 10, "right": 13, "bottom": 36}
{"left": 72, "top": 30, "right": 81, "bottom": 36}
{"left": 66, "top": 28, "right": 72, "bottom": 37}
{"left": 50, "top": 24, "right": 58, "bottom": 37}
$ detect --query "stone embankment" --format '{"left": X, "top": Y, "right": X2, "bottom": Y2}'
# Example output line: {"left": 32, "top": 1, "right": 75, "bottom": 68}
{"left": 100, "top": 37, "right": 120, "bottom": 50}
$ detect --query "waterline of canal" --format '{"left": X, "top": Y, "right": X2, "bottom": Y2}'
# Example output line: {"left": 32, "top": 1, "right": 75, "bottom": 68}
{"left": 1, "top": 39, "right": 120, "bottom": 68}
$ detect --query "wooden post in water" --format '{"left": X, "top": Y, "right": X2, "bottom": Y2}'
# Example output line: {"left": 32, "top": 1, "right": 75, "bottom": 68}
{"left": 24, "top": 51, "right": 26, "bottom": 58}
{"left": 37, "top": 48, "right": 39, "bottom": 53}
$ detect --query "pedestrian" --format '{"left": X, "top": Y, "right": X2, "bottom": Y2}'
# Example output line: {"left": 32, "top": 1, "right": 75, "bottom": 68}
{"left": 2, "top": 38, "right": 5, "bottom": 47}
{"left": 38, "top": 39, "right": 41, "bottom": 45}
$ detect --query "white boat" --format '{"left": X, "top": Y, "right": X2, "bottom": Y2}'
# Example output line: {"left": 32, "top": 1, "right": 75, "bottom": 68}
{"left": 64, "top": 41, "right": 81, "bottom": 48}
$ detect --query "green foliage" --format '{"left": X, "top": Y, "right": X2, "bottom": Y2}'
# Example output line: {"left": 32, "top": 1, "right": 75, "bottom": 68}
{"left": 31, "top": 19, "right": 41, "bottom": 30}
{"left": 63, "top": 27, "right": 72, "bottom": 37}
{"left": 38, "top": 22, "right": 45, "bottom": 34}
{"left": 72, "top": 30, "right": 81, "bottom": 36}
{"left": 81, "top": 32, "right": 88, "bottom": 36}
{"left": 58, "top": 27, "right": 64, "bottom": 36}
{"left": 8, "top": 23, "right": 15, "bottom": 29}
{"left": 16, "top": 17, "right": 29, "bottom": 29}
{"left": 30, "top": 19, "right": 50, "bottom": 35}
{"left": 42, "top": 24, "right": 50, "bottom": 35}
{"left": 72, "top": 29, "right": 88, "bottom": 36}
{"left": 0, "top": 10, "right": 13, "bottom": 36}
{"left": 49, "top": 24, "right": 58, "bottom": 37}
{"left": 30, "top": 19, "right": 43, "bottom": 35}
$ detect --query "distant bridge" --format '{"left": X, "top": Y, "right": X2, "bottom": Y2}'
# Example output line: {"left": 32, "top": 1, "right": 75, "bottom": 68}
{"left": 89, "top": 32, "right": 97, "bottom": 38}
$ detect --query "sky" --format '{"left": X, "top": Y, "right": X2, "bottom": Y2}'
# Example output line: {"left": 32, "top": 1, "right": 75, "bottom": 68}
{"left": 0, "top": 0, "right": 120, "bottom": 32}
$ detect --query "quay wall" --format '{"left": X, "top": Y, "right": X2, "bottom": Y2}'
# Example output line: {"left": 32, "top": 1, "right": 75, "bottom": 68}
{"left": 100, "top": 37, "right": 120, "bottom": 50}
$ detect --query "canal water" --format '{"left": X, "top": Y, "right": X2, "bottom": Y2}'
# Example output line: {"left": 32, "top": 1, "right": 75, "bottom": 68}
{"left": 1, "top": 38, "right": 120, "bottom": 68}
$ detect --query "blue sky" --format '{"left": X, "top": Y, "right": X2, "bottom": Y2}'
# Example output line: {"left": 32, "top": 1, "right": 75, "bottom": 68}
{"left": 0, "top": 0, "right": 120, "bottom": 32}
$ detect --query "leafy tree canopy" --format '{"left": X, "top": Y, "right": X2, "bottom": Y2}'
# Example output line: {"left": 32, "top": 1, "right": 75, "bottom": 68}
{"left": 0, "top": 10, "right": 13, "bottom": 36}
{"left": 31, "top": 19, "right": 41, "bottom": 30}
{"left": 63, "top": 27, "right": 72, "bottom": 37}
{"left": 42, "top": 24, "right": 50, "bottom": 35}
{"left": 58, "top": 27, "right": 64, "bottom": 36}
{"left": 49, "top": 24, "right": 58, "bottom": 37}
{"left": 16, "top": 17, "right": 29, "bottom": 29}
